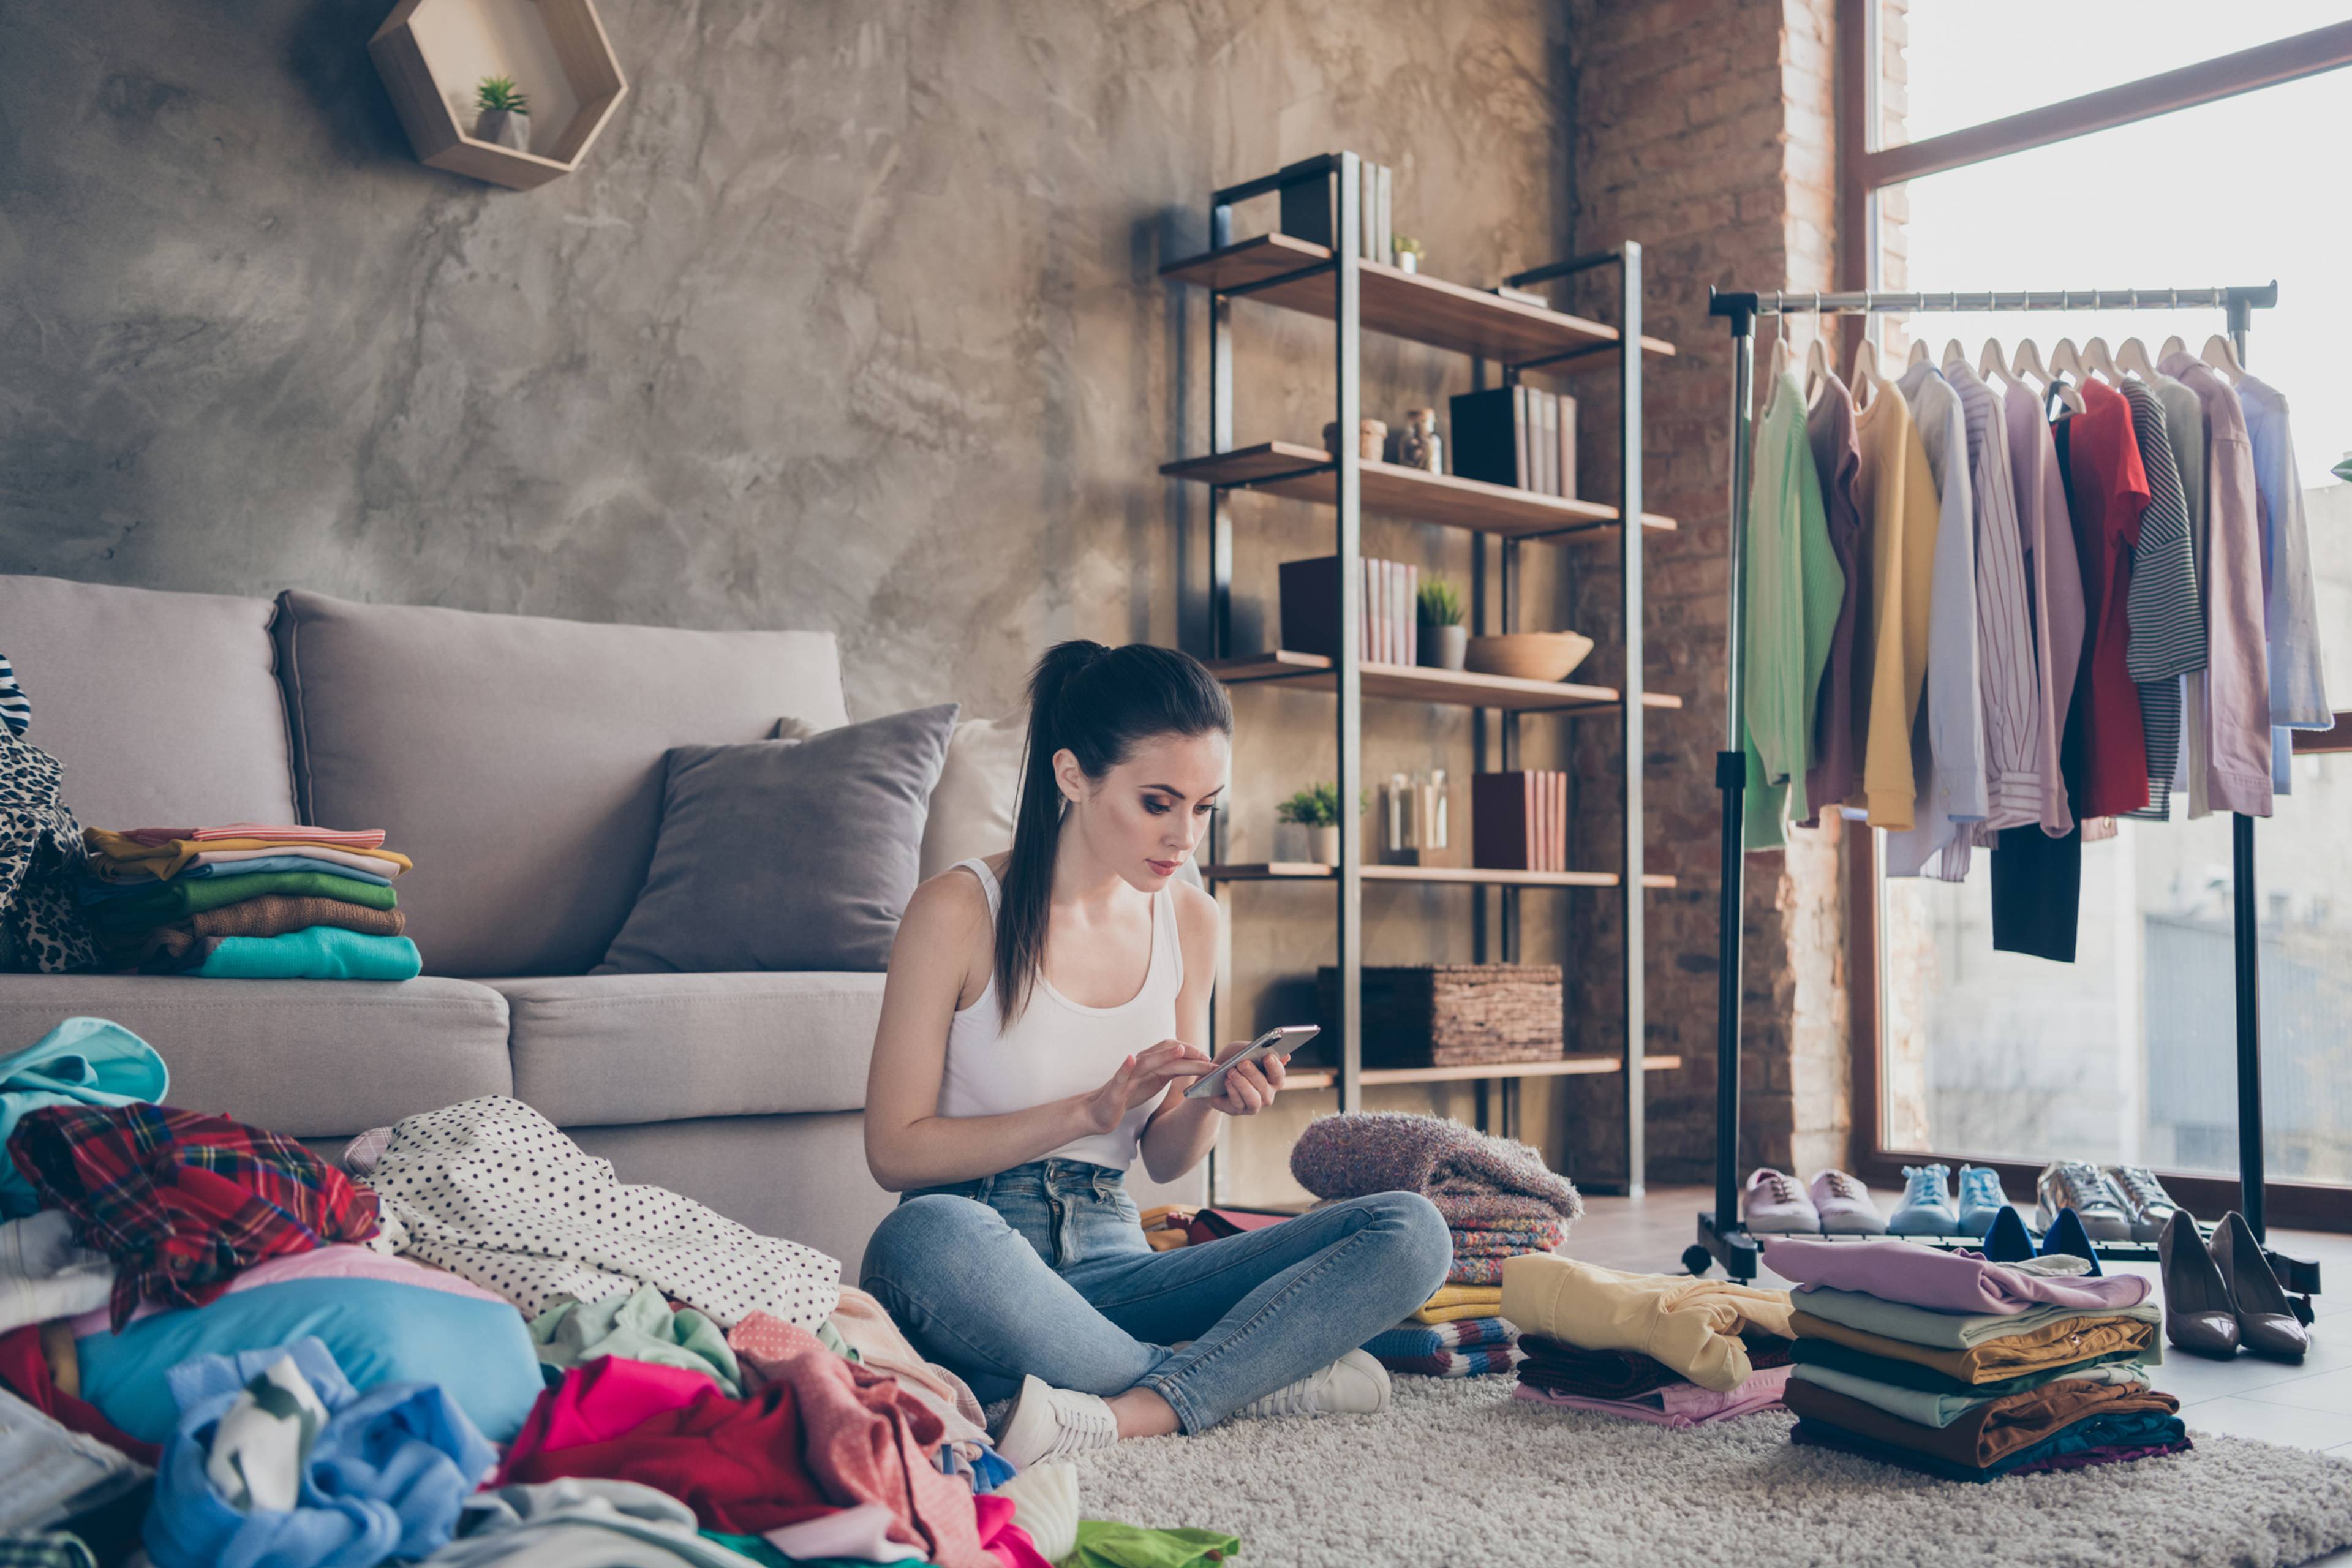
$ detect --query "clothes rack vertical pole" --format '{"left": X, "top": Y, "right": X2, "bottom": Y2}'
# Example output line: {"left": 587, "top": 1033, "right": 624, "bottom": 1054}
{"left": 2226, "top": 290, "right": 2266, "bottom": 1243}
{"left": 1713, "top": 300, "right": 1757, "bottom": 1259}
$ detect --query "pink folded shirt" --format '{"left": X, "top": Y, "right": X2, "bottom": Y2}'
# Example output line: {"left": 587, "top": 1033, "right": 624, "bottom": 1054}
{"left": 70, "top": 1243, "right": 508, "bottom": 1336}
{"left": 1514, "top": 1365, "right": 1791, "bottom": 1428}
{"left": 1763, "top": 1237, "right": 2152, "bottom": 1314}
{"left": 121, "top": 823, "right": 387, "bottom": 849}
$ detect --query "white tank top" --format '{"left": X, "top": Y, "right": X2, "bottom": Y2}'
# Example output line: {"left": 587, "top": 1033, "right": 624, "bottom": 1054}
{"left": 935, "top": 857, "right": 1183, "bottom": 1171}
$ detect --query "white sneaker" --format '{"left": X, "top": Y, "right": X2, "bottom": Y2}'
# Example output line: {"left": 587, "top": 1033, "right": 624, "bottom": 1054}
{"left": 1235, "top": 1349, "right": 1391, "bottom": 1420}
{"left": 994, "top": 1374, "right": 1120, "bottom": 1467}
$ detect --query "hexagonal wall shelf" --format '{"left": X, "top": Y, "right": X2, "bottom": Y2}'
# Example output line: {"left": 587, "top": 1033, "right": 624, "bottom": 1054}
{"left": 370, "top": 0, "right": 627, "bottom": 190}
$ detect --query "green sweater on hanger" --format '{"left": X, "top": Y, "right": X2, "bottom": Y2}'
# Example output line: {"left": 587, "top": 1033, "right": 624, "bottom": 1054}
{"left": 1743, "top": 370, "right": 1845, "bottom": 850}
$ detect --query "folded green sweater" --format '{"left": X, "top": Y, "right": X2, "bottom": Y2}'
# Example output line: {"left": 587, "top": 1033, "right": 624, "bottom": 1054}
{"left": 85, "top": 870, "right": 398, "bottom": 929}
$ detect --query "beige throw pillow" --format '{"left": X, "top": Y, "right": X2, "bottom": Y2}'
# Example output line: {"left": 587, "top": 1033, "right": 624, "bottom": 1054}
{"left": 918, "top": 713, "right": 1029, "bottom": 881}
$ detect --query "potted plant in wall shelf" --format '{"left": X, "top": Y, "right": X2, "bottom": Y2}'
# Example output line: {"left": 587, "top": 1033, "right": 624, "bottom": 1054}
{"left": 1391, "top": 235, "right": 1423, "bottom": 274}
{"left": 1277, "top": 782, "right": 1367, "bottom": 867}
{"left": 474, "top": 75, "right": 531, "bottom": 151}
{"left": 1417, "top": 577, "right": 1467, "bottom": 670}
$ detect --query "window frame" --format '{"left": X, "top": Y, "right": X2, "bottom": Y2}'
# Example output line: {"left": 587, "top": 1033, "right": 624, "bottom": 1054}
{"left": 1833, "top": 1, "right": 2352, "bottom": 1228}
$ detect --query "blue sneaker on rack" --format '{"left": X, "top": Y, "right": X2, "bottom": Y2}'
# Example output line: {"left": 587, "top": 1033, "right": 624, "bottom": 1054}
{"left": 1956, "top": 1164, "right": 2017, "bottom": 1234}
{"left": 1888, "top": 1163, "right": 1958, "bottom": 1235}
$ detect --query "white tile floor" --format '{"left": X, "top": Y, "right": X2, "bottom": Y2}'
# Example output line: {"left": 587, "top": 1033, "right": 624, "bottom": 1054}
{"left": 1570, "top": 1186, "right": 2352, "bottom": 1565}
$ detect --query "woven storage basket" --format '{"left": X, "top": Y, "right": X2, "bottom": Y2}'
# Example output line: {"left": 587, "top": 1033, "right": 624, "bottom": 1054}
{"left": 1315, "top": 963, "right": 1564, "bottom": 1068}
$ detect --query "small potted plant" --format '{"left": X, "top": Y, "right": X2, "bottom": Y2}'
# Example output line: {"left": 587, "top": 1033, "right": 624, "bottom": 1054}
{"left": 1417, "top": 577, "right": 1468, "bottom": 670}
{"left": 1276, "top": 782, "right": 1366, "bottom": 867}
{"left": 1391, "top": 235, "right": 1424, "bottom": 274}
{"left": 474, "top": 75, "right": 532, "bottom": 151}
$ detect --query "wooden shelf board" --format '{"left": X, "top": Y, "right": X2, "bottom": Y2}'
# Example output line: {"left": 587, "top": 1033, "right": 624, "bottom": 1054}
{"left": 1204, "top": 649, "right": 1683, "bottom": 717}
{"left": 1282, "top": 1053, "right": 1683, "bottom": 1090}
{"left": 1204, "top": 862, "right": 1678, "bottom": 891}
{"left": 1158, "top": 236, "right": 1676, "bottom": 369}
{"left": 1161, "top": 443, "right": 1676, "bottom": 542}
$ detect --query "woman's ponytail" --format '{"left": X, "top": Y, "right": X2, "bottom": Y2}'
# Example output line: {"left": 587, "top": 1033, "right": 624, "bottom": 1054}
{"left": 995, "top": 639, "right": 1230, "bottom": 1027}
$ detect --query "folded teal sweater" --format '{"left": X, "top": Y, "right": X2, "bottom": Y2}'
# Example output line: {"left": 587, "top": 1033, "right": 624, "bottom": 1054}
{"left": 189, "top": 929, "right": 421, "bottom": 981}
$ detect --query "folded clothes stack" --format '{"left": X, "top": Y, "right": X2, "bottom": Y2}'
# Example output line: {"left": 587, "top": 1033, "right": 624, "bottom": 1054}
{"left": 1501, "top": 1254, "right": 1796, "bottom": 1430}
{"left": 80, "top": 823, "right": 419, "bottom": 980}
{"left": 1289, "top": 1112, "right": 1583, "bottom": 1288}
{"left": 1766, "top": 1237, "right": 2185, "bottom": 1482}
{"left": 1361, "top": 1313, "right": 1522, "bottom": 1378}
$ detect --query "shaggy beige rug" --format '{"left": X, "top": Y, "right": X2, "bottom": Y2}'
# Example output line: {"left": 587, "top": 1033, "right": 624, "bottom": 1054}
{"left": 1060, "top": 1375, "right": 2352, "bottom": 1568}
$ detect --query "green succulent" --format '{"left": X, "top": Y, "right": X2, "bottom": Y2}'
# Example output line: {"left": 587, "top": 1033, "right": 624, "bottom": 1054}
{"left": 1276, "top": 781, "right": 1368, "bottom": 829}
{"left": 1417, "top": 576, "right": 1463, "bottom": 626}
{"left": 1392, "top": 235, "right": 1424, "bottom": 257}
{"left": 476, "top": 75, "right": 530, "bottom": 115}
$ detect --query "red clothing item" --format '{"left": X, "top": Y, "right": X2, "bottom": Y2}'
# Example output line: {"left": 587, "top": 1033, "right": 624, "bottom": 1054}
{"left": 2065, "top": 380, "right": 2152, "bottom": 819}
{"left": 975, "top": 1494, "right": 1052, "bottom": 1568}
{"left": 500, "top": 1322, "right": 991, "bottom": 1568}
{"left": 0, "top": 1324, "right": 161, "bottom": 1466}
{"left": 491, "top": 1355, "right": 721, "bottom": 1483}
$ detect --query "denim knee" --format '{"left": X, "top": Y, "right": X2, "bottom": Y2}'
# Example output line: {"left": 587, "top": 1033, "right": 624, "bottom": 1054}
{"left": 858, "top": 1193, "right": 1001, "bottom": 1298}
{"left": 1357, "top": 1189, "right": 1455, "bottom": 1301}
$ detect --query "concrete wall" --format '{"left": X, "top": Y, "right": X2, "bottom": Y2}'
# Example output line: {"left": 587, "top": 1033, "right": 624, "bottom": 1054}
{"left": 1, "top": 1, "right": 1652, "bottom": 1196}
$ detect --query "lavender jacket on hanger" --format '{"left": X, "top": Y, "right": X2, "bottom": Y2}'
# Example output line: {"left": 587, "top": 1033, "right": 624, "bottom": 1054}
{"left": 2162, "top": 354, "right": 2272, "bottom": 816}
{"left": 2003, "top": 376, "right": 2085, "bottom": 837}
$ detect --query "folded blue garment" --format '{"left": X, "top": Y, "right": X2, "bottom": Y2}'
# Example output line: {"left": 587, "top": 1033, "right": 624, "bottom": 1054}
{"left": 144, "top": 1336, "right": 495, "bottom": 1568}
{"left": 188, "top": 930, "right": 422, "bottom": 981}
{"left": 0, "top": 1016, "right": 168, "bottom": 1218}
{"left": 80, "top": 1277, "right": 541, "bottom": 1446}
{"left": 78, "top": 857, "right": 394, "bottom": 902}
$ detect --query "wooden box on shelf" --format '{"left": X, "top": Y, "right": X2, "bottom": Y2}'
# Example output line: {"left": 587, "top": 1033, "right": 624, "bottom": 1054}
{"left": 370, "top": 0, "right": 628, "bottom": 190}
{"left": 1316, "top": 963, "right": 1565, "bottom": 1069}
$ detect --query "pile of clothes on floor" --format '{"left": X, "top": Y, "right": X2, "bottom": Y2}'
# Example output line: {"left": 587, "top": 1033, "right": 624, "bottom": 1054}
{"left": 78, "top": 823, "right": 420, "bottom": 980}
{"left": 1502, "top": 1256, "right": 1796, "bottom": 1427}
{"left": 1770, "top": 1236, "right": 2185, "bottom": 1481}
{"left": 1291, "top": 1112, "right": 1590, "bottom": 1379}
{"left": 1, "top": 1016, "right": 1234, "bottom": 1568}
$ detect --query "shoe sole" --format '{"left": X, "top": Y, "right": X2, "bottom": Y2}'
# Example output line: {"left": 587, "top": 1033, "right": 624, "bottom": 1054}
{"left": 1888, "top": 1212, "right": 1958, "bottom": 1235}
{"left": 1817, "top": 1212, "right": 1886, "bottom": 1235}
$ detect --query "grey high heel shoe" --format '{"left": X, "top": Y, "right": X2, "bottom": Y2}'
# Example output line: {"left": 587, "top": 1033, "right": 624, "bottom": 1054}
{"left": 2157, "top": 1210, "right": 2239, "bottom": 1360}
{"left": 2210, "top": 1210, "right": 2310, "bottom": 1363}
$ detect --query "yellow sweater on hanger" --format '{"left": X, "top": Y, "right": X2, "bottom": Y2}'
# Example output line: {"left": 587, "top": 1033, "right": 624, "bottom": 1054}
{"left": 1850, "top": 376, "right": 1942, "bottom": 827}
{"left": 1499, "top": 1254, "right": 1794, "bottom": 1392}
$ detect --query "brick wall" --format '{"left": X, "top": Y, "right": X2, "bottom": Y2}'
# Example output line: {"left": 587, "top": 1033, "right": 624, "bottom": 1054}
{"left": 1548, "top": 0, "right": 1858, "bottom": 1186}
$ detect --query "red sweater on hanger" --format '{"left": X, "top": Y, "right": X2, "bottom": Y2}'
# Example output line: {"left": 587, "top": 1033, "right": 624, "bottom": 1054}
{"left": 2064, "top": 379, "right": 2152, "bottom": 820}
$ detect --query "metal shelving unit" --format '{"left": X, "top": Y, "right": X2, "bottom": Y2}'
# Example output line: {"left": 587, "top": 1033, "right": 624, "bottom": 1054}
{"left": 1160, "top": 151, "right": 1675, "bottom": 1199}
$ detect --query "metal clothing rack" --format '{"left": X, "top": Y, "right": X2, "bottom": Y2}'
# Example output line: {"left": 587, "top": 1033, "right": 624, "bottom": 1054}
{"left": 1688, "top": 281, "right": 2320, "bottom": 1311}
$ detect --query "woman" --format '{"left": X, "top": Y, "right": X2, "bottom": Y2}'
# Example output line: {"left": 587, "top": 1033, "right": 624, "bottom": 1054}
{"left": 859, "top": 639, "right": 1452, "bottom": 1466}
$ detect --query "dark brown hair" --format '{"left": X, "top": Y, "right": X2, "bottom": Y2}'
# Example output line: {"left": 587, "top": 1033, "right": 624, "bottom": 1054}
{"left": 995, "top": 640, "right": 1232, "bottom": 1027}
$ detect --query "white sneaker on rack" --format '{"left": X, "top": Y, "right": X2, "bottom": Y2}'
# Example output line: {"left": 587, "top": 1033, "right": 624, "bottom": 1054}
{"left": 994, "top": 1374, "right": 1120, "bottom": 1467}
{"left": 1235, "top": 1349, "right": 1391, "bottom": 1420}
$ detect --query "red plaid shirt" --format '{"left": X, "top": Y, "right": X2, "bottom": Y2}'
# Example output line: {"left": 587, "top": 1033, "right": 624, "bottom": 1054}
{"left": 7, "top": 1102, "right": 379, "bottom": 1329}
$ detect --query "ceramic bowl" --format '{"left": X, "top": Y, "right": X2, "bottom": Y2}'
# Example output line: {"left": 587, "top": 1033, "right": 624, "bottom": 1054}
{"left": 1463, "top": 631, "right": 1594, "bottom": 682}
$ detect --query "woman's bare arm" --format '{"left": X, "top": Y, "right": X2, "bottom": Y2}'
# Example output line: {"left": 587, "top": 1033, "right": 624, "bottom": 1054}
{"left": 1137, "top": 880, "right": 1276, "bottom": 1185}
{"left": 862, "top": 872, "right": 1204, "bottom": 1191}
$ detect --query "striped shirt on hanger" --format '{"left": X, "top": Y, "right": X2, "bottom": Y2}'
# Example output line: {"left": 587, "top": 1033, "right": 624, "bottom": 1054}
{"left": 2118, "top": 379, "right": 2203, "bottom": 821}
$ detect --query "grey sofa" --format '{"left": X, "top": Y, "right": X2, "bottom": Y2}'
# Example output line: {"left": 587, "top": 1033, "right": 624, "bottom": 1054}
{"left": 0, "top": 573, "right": 1203, "bottom": 1274}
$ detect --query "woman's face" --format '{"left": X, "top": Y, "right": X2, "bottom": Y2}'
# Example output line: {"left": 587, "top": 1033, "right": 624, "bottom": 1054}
{"left": 1058, "top": 729, "right": 1231, "bottom": 889}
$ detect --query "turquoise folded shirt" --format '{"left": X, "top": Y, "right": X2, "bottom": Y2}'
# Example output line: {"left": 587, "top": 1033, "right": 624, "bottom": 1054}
{"left": 189, "top": 929, "right": 421, "bottom": 981}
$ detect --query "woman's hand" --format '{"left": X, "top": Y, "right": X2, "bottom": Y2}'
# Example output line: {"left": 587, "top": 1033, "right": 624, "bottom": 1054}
{"left": 1078, "top": 1040, "right": 1210, "bottom": 1136}
{"left": 1188, "top": 1036, "right": 1285, "bottom": 1117}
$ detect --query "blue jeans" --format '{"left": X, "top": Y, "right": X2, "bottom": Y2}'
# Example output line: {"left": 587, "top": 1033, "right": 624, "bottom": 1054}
{"left": 859, "top": 1158, "right": 1452, "bottom": 1435}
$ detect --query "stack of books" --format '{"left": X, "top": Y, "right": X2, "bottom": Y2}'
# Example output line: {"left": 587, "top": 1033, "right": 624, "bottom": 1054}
{"left": 1470, "top": 770, "right": 1570, "bottom": 872}
{"left": 1278, "top": 556, "right": 1420, "bottom": 667}
{"left": 1449, "top": 386, "right": 1577, "bottom": 497}
{"left": 1279, "top": 157, "right": 1396, "bottom": 266}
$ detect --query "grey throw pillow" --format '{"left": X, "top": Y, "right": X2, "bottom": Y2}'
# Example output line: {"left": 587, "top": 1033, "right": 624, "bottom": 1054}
{"left": 596, "top": 703, "right": 959, "bottom": 973}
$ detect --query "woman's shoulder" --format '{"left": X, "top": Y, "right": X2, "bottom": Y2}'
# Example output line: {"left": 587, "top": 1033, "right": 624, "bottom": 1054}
{"left": 1169, "top": 874, "right": 1218, "bottom": 949}
{"left": 903, "top": 859, "right": 995, "bottom": 937}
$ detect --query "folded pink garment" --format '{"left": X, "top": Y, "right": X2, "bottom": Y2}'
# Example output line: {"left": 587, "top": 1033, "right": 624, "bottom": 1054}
{"left": 68, "top": 1243, "right": 510, "bottom": 1336}
{"left": 1512, "top": 1364, "right": 1790, "bottom": 1428}
{"left": 1763, "top": 1237, "right": 2152, "bottom": 1314}
{"left": 121, "top": 823, "right": 386, "bottom": 848}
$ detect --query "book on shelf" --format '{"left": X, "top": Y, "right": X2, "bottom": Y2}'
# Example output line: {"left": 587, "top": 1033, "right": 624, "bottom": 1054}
{"left": 1375, "top": 163, "right": 1392, "bottom": 264}
{"left": 1557, "top": 393, "right": 1578, "bottom": 500}
{"left": 1537, "top": 390, "right": 1557, "bottom": 496}
{"left": 1277, "top": 156, "right": 1333, "bottom": 249}
{"left": 1449, "top": 385, "right": 1542, "bottom": 492}
{"left": 1278, "top": 553, "right": 1425, "bottom": 667}
{"left": 1471, "top": 769, "right": 1570, "bottom": 870}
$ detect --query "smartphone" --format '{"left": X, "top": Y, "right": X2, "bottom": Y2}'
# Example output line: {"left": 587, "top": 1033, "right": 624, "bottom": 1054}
{"left": 1182, "top": 1025, "right": 1320, "bottom": 1099}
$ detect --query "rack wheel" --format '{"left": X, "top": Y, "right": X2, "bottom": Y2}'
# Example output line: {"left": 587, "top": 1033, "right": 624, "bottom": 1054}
{"left": 1682, "top": 1245, "right": 1714, "bottom": 1278}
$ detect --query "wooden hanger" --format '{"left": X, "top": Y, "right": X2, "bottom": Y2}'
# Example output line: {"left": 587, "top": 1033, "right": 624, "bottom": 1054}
{"left": 1767, "top": 330, "right": 1791, "bottom": 386}
{"left": 2201, "top": 333, "right": 2248, "bottom": 383}
{"left": 1906, "top": 337, "right": 1932, "bottom": 369}
{"left": 1977, "top": 337, "right": 2011, "bottom": 382}
{"left": 1851, "top": 335, "right": 1882, "bottom": 400}
{"left": 2081, "top": 336, "right": 2122, "bottom": 383}
{"left": 2011, "top": 337, "right": 2051, "bottom": 385}
{"left": 1940, "top": 338, "right": 1967, "bottom": 371}
{"left": 1804, "top": 328, "right": 1834, "bottom": 400}
{"left": 2158, "top": 334, "right": 2188, "bottom": 363}
{"left": 2049, "top": 337, "right": 2087, "bottom": 382}
{"left": 2115, "top": 337, "right": 2157, "bottom": 380}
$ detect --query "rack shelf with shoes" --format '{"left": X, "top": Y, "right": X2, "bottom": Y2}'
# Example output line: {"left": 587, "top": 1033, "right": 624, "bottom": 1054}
{"left": 1161, "top": 152, "right": 1675, "bottom": 1201}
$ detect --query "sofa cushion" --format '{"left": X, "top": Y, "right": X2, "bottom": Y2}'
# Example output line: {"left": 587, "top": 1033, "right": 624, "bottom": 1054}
{"left": 486, "top": 971, "right": 886, "bottom": 1127}
{"left": 272, "top": 590, "right": 851, "bottom": 978}
{"left": 0, "top": 574, "right": 295, "bottom": 830}
{"left": 0, "top": 976, "right": 511, "bottom": 1138}
{"left": 914, "top": 712, "right": 1028, "bottom": 883}
{"left": 598, "top": 704, "right": 957, "bottom": 976}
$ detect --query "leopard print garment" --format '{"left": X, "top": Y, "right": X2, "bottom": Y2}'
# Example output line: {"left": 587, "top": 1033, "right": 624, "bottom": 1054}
{"left": 0, "top": 723, "right": 99, "bottom": 973}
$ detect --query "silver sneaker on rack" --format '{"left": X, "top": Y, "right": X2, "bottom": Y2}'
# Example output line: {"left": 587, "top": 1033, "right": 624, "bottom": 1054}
{"left": 2103, "top": 1164, "right": 2185, "bottom": 1242}
{"left": 2036, "top": 1161, "right": 2133, "bottom": 1241}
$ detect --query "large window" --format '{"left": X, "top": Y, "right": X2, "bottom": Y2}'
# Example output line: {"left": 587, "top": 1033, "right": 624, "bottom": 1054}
{"left": 1853, "top": 3, "right": 2352, "bottom": 1194}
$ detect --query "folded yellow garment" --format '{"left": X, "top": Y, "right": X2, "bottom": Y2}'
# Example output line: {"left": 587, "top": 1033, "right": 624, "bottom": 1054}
{"left": 85, "top": 829, "right": 414, "bottom": 881}
{"left": 1789, "top": 1309, "right": 2158, "bottom": 1384}
{"left": 1413, "top": 1284, "right": 1504, "bottom": 1324}
{"left": 1501, "top": 1254, "right": 1795, "bottom": 1393}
